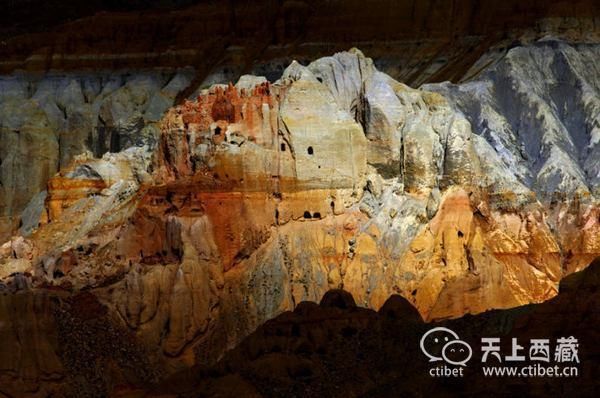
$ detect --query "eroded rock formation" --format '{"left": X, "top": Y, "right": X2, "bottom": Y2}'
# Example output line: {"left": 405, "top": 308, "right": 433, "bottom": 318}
{"left": 0, "top": 69, "right": 194, "bottom": 241}
{"left": 2, "top": 1, "right": 600, "bottom": 247}
{"left": 0, "top": 43, "right": 599, "bottom": 395}
{"left": 164, "top": 259, "right": 599, "bottom": 397}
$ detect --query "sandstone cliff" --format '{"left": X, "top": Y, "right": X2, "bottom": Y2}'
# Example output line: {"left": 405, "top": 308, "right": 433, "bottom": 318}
{"left": 2, "top": 1, "right": 599, "bottom": 244}
{"left": 0, "top": 41, "right": 598, "bottom": 395}
{"left": 163, "top": 259, "right": 599, "bottom": 397}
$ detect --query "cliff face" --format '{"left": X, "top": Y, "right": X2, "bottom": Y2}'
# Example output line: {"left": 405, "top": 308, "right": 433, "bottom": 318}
{"left": 426, "top": 40, "right": 600, "bottom": 275}
{"left": 2, "top": 0, "right": 599, "bottom": 244}
{"left": 164, "top": 260, "right": 600, "bottom": 397}
{"left": 0, "top": 40, "right": 598, "bottom": 395}
{"left": 0, "top": 69, "right": 194, "bottom": 240}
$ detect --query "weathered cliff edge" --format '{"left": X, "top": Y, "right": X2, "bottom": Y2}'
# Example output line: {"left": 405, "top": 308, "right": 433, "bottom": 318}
{"left": 0, "top": 44, "right": 599, "bottom": 396}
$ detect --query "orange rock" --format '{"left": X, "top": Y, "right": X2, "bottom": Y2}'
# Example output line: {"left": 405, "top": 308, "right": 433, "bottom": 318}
{"left": 46, "top": 176, "right": 107, "bottom": 221}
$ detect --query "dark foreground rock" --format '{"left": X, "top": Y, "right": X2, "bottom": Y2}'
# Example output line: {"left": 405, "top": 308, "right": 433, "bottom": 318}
{"left": 152, "top": 257, "right": 600, "bottom": 398}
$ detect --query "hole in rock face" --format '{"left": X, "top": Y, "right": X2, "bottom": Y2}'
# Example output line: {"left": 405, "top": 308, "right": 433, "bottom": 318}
{"left": 303, "top": 211, "right": 312, "bottom": 219}
{"left": 330, "top": 201, "right": 335, "bottom": 211}
{"left": 411, "top": 289, "right": 417, "bottom": 296}
{"left": 457, "top": 230, "right": 464, "bottom": 238}
{"left": 280, "top": 143, "right": 286, "bottom": 151}
{"left": 316, "top": 77, "right": 323, "bottom": 83}
{"left": 313, "top": 212, "right": 321, "bottom": 219}
{"left": 307, "top": 146, "right": 314, "bottom": 155}
{"left": 214, "top": 126, "right": 222, "bottom": 135}
{"left": 109, "top": 130, "right": 120, "bottom": 153}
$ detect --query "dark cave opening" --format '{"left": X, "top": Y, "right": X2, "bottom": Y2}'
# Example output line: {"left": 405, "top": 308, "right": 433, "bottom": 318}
{"left": 109, "top": 130, "right": 120, "bottom": 153}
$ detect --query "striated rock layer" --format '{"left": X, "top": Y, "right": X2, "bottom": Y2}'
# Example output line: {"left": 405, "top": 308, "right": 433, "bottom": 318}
{"left": 0, "top": 43, "right": 598, "bottom": 395}
{"left": 2, "top": 1, "right": 599, "bottom": 243}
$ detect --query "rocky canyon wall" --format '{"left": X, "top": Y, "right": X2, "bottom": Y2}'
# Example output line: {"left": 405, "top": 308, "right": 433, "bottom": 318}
{"left": 2, "top": 0, "right": 599, "bottom": 244}
{"left": 0, "top": 40, "right": 598, "bottom": 395}
{"left": 0, "top": 69, "right": 195, "bottom": 241}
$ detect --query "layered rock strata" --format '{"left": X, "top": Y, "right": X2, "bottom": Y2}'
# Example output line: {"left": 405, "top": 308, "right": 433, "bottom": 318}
{"left": 2, "top": 4, "right": 599, "bottom": 242}
{"left": 0, "top": 44, "right": 598, "bottom": 395}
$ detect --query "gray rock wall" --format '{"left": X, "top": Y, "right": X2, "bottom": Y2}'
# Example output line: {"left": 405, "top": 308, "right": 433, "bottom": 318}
{"left": 0, "top": 68, "right": 195, "bottom": 241}
{"left": 424, "top": 40, "right": 600, "bottom": 200}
